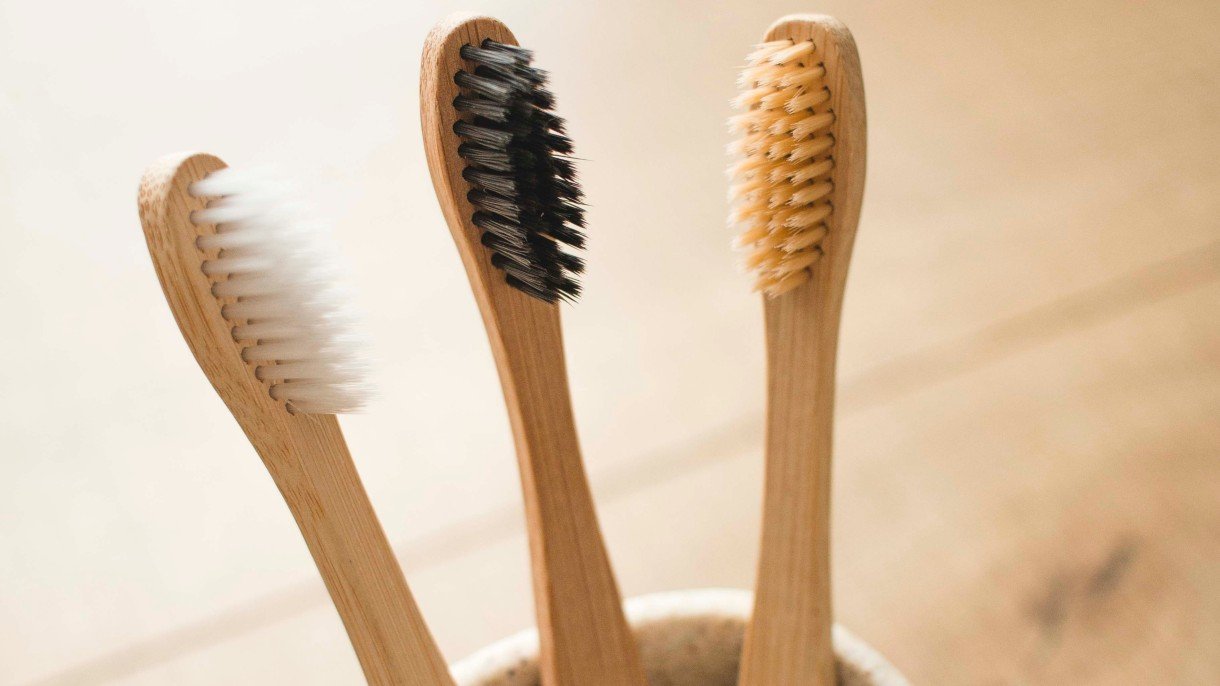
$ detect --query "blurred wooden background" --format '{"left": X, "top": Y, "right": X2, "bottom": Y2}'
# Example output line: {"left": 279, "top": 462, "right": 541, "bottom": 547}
{"left": 1, "top": 0, "right": 1216, "bottom": 683}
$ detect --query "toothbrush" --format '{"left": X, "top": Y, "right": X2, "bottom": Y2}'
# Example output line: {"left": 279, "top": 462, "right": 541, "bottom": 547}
{"left": 420, "top": 14, "right": 646, "bottom": 686}
{"left": 728, "top": 15, "right": 867, "bottom": 686}
{"left": 138, "top": 152, "right": 455, "bottom": 686}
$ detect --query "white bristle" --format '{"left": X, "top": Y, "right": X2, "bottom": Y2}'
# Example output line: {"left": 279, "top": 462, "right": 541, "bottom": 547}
{"left": 189, "top": 167, "right": 370, "bottom": 415}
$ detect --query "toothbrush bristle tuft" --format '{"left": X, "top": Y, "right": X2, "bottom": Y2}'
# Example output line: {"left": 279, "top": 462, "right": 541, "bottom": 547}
{"left": 452, "top": 38, "right": 585, "bottom": 303}
{"left": 189, "top": 168, "right": 370, "bottom": 414}
{"left": 729, "top": 38, "right": 836, "bottom": 297}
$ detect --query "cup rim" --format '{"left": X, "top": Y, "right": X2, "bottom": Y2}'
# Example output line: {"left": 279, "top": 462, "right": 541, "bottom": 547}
{"left": 451, "top": 587, "right": 910, "bottom": 685}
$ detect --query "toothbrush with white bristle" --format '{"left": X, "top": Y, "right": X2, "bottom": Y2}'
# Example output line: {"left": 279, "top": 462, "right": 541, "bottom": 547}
{"left": 138, "top": 152, "right": 454, "bottom": 686}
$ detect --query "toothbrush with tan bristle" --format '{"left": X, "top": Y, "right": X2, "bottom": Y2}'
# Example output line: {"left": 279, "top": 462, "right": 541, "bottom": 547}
{"left": 420, "top": 14, "right": 646, "bottom": 686}
{"left": 138, "top": 152, "right": 455, "bottom": 686}
{"left": 728, "top": 15, "right": 867, "bottom": 686}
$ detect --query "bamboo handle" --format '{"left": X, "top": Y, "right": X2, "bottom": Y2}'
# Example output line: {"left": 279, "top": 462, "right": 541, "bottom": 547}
{"left": 246, "top": 413, "right": 456, "bottom": 686}
{"left": 498, "top": 296, "right": 644, "bottom": 686}
{"left": 738, "top": 14, "right": 866, "bottom": 686}
{"left": 743, "top": 270, "right": 841, "bottom": 685}
{"left": 420, "top": 14, "right": 645, "bottom": 685}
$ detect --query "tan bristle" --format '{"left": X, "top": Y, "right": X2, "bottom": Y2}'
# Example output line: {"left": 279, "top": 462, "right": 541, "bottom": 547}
{"left": 728, "top": 38, "right": 836, "bottom": 297}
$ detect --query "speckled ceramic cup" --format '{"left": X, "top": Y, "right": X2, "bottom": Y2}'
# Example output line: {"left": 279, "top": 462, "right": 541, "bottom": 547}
{"left": 451, "top": 588, "right": 909, "bottom": 686}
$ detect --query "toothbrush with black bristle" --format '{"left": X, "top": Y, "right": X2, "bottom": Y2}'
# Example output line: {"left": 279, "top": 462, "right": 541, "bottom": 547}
{"left": 138, "top": 153, "right": 455, "bottom": 686}
{"left": 728, "top": 14, "right": 867, "bottom": 686}
{"left": 420, "top": 14, "right": 645, "bottom": 686}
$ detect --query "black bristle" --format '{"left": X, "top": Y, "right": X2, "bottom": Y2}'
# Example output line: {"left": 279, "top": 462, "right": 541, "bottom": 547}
{"left": 462, "top": 167, "right": 517, "bottom": 197}
{"left": 453, "top": 95, "right": 510, "bottom": 122}
{"left": 552, "top": 248, "right": 585, "bottom": 274}
{"left": 481, "top": 233, "right": 533, "bottom": 267}
{"left": 467, "top": 189, "right": 519, "bottom": 221}
{"left": 472, "top": 211, "right": 523, "bottom": 239}
{"left": 457, "top": 143, "right": 512, "bottom": 172}
{"left": 459, "top": 43, "right": 518, "bottom": 68}
{"left": 453, "top": 70, "right": 514, "bottom": 101}
{"left": 452, "top": 37, "right": 586, "bottom": 302}
{"left": 453, "top": 120, "right": 512, "bottom": 149}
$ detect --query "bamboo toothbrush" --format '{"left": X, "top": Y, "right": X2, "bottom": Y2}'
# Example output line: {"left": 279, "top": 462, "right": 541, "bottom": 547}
{"left": 420, "top": 14, "right": 645, "bottom": 686}
{"left": 138, "top": 152, "right": 455, "bottom": 686}
{"left": 728, "top": 15, "right": 867, "bottom": 686}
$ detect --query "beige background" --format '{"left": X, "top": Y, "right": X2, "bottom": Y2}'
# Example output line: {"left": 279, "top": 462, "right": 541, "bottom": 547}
{"left": 2, "top": 0, "right": 1218, "bottom": 684}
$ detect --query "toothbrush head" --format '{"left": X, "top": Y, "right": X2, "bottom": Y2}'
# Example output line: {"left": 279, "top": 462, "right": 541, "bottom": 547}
{"left": 728, "top": 15, "right": 866, "bottom": 298}
{"left": 139, "top": 154, "right": 370, "bottom": 415}
{"left": 449, "top": 37, "right": 586, "bottom": 303}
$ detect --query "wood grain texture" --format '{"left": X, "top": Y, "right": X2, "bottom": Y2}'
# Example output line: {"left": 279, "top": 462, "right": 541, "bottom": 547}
{"left": 137, "top": 152, "right": 454, "bottom": 686}
{"left": 420, "top": 14, "right": 646, "bottom": 686}
{"left": 4, "top": 3, "right": 1210, "bottom": 684}
{"left": 739, "top": 15, "right": 867, "bottom": 686}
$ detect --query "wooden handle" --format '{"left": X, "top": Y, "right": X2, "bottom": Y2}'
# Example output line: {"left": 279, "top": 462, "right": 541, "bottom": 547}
{"left": 139, "top": 152, "right": 454, "bottom": 685}
{"left": 255, "top": 414, "right": 455, "bottom": 685}
{"left": 746, "top": 273, "right": 841, "bottom": 686}
{"left": 739, "top": 15, "right": 867, "bottom": 686}
{"left": 497, "top": 297, "right": 645, "bottom": 686}
{"left": 421, "top": 15, "right": 645, "bottom": 686}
